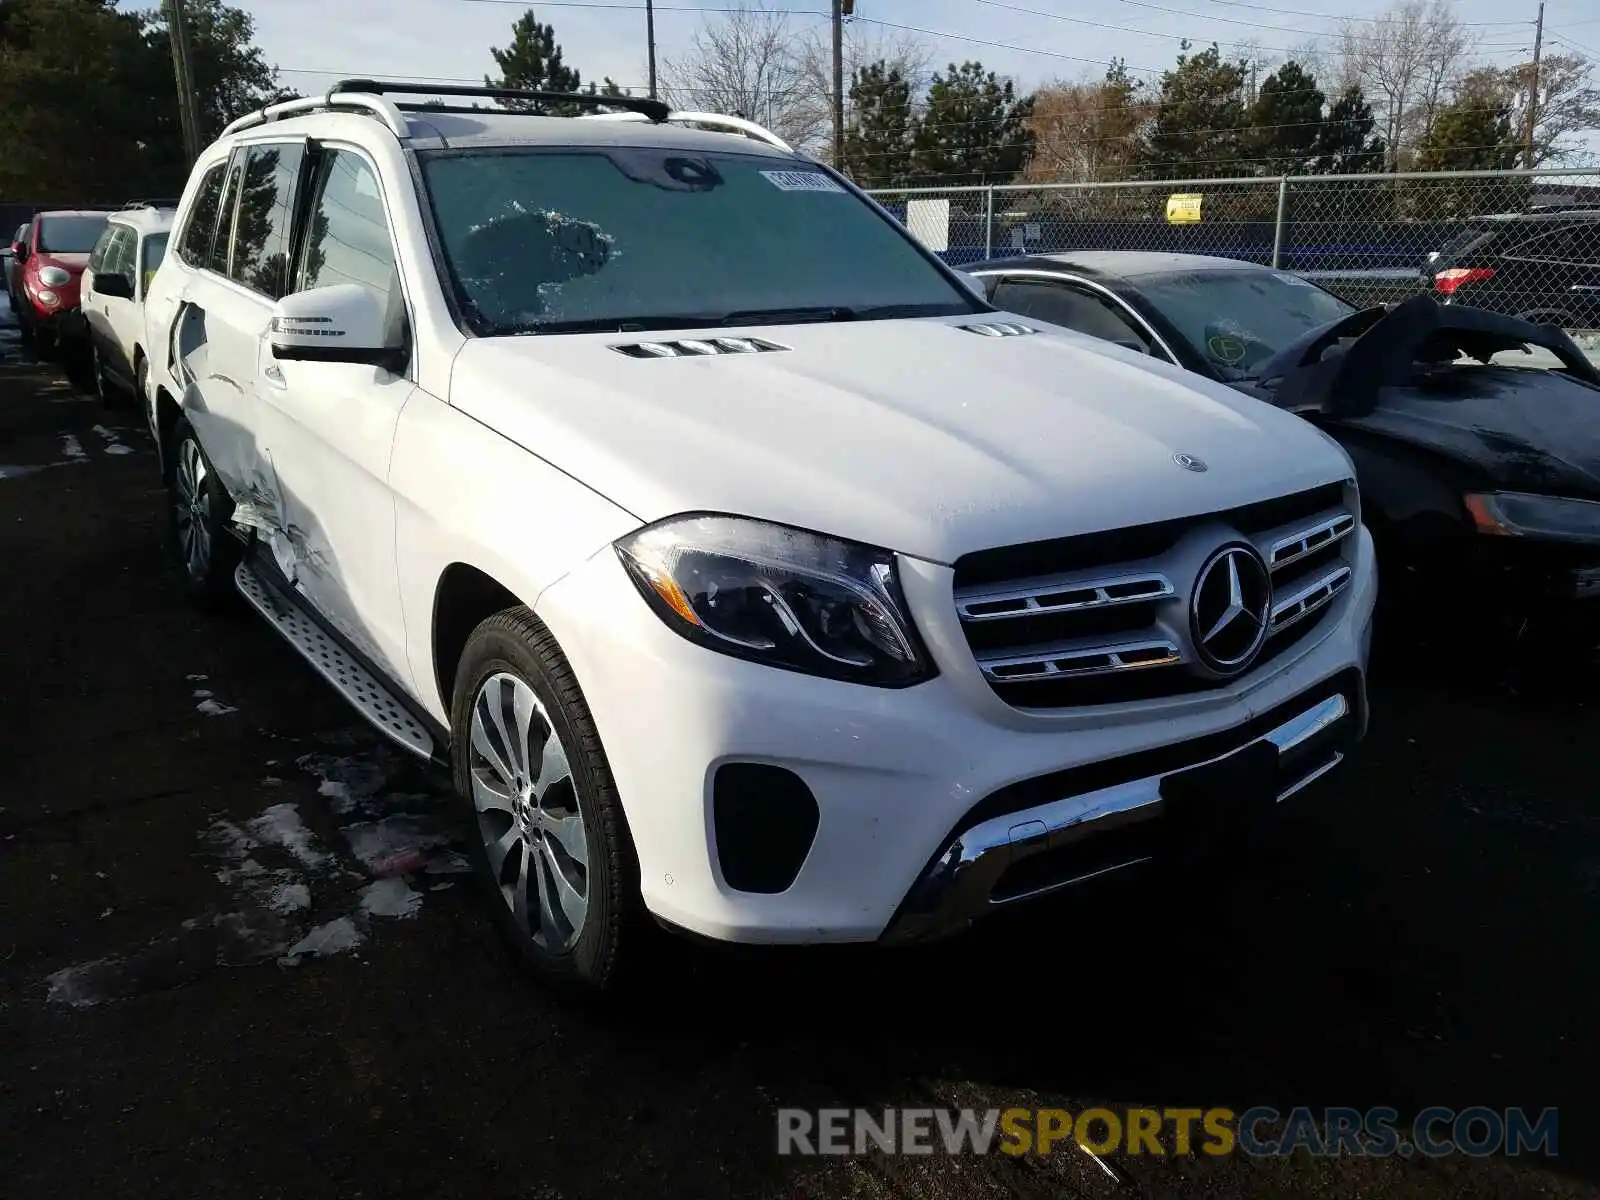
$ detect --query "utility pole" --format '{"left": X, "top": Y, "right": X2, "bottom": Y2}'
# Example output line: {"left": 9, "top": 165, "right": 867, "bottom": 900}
{"left": 1525, "top": 1, "right": 1545, "bottom": 169}
{"left": 646, "top": 0, "right": 658, "bottom": 100}
{"left": 164, "top": 0, "right": 202, "bottom": 165}
{"left": 832, "top": 0, "right": 847, "bottom": 170}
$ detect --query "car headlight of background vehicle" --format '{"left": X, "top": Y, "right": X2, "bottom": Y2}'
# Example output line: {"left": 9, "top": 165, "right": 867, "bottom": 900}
{"left": 37, "top": 266, "right": 70, "bottom": 288}
{"left": 1463, "top": 491, "right": 1600, "bottom": 544}
{"left": 615, "top": 514, "right": 935, "bottom": 686}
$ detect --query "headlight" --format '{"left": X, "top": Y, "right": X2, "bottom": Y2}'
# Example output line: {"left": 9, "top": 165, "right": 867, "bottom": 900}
{"left": 614, "top": 514, "right": 935, "bottom": 686}
{"left": 35, "top": 289, "right": 58, "bottom": 307}
{"left": 37, "top": 266, "right": 70, "bottom": 287}
{"left": 1463, "top": 491, "right": 1600, "bottom": 544}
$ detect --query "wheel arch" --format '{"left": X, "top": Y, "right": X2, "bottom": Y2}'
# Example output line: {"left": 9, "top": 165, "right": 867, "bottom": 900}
{"left": 153, "top": 384, "right": 183, "bottom": 481}
{"left": 431, "top": 563, "right": 530, "bottom": 716}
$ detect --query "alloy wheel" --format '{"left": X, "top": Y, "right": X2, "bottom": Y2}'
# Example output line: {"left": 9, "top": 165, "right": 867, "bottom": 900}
{"left": 173, "top": 437, "right": 212, "bottom": 580}
{"left": 468, "top": 671, "right": 589, "bottom": 951}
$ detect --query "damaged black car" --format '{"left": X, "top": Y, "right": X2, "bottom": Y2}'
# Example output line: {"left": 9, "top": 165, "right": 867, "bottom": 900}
{"left": 964, "top": 252, "right": 1600, "bottom": 660}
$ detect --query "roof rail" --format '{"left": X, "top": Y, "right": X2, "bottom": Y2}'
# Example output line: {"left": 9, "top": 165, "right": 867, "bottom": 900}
{"left": 219, "top": 88, "right": 409, "bottom": 139}
{"left": 120, "top": 198, "right": 181, "bottom": 210}
{"left": 329, "top": 79, "right": 671, "bottom": 122}
{"left": 577, "top": 109, "right": 793, "bottom": 152}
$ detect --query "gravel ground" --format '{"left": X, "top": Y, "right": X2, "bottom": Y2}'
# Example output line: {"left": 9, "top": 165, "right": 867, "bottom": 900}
{"left": 2, "top": 324, "right": 1598, "bottom": 1198}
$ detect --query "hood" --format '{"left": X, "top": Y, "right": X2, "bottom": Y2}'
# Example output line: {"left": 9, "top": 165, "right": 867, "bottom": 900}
{"left": 33, "top": 252, "right": 88, "bottom": 275}
{"left": 1333, "top": 367, "right": 1600, "bottom": 499}
{"left": 450, "top": 314, "right": 1354, "bottom": 563}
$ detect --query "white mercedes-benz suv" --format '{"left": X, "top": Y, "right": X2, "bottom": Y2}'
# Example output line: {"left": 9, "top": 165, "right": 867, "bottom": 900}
{"left": 142, "top": 80, "right": 1376, "bottom": 993}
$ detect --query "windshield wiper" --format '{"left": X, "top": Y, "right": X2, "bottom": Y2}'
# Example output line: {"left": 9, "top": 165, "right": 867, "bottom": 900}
{"left": 721, "top": 306, "right": 860, "bottom": 326}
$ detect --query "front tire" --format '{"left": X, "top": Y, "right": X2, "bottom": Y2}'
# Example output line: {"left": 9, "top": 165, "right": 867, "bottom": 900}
{"left": 168, "top": 417, "right": 243, "bottom": 610}
{"left": 450, "top": 608, "right": 640, "bottom": 995}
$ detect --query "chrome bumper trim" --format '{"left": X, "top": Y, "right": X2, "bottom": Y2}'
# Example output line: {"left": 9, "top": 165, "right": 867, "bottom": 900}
{"left": 880, "top": 691, "right": 1352, "bottom": 946}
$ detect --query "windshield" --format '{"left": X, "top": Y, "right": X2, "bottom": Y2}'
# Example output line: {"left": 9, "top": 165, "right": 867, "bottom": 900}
{"left": 1136, "top": 269, "right": 1356, "bottom": 380}
{"left": 418, "top": 147, "right": 977, "bottom": 334}
{"left": 37, "top": 215, "right": 109, "bottom": 254}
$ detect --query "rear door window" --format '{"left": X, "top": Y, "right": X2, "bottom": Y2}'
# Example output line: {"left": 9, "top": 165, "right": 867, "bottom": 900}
{"left": 109, "top": 227, "right": 138, "bottom": 279}
{"left": 230, "top": 142, "right": 307, "bottom": 299}
{"left": 992, "top": 278, "right": 1155, "bottom": 353}
{"left": 87, "top": 225, "right": 118, "bottom": 273}
{"left": 208, "top": 156, "right": 245, "bottom": 276}
{"left": 177, "top": 163, "right": 227, "bottom": 268}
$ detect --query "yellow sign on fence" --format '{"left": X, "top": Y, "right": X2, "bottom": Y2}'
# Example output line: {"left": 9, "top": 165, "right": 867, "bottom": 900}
{"left": 1166, "top": 193, "right": 1203, "bottom": 224}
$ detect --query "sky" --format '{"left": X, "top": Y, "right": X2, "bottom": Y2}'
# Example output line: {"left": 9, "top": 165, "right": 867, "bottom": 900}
{"left": 243, "top": 0, "right": 1600, "bottom": 153}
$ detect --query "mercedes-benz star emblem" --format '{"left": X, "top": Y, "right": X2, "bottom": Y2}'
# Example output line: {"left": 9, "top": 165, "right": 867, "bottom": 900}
{"left": 1173, "top": 452, "right": 1208, "bottom": 472}
{"left": 1190, "top": 544, "right": 1272, "bottom": 676}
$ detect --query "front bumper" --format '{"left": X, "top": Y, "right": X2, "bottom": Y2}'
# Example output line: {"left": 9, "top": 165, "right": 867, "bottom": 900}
{"left": 881, "top": 680, "right": 1357, "bottom": 944}
{"left": 534, "top": 526, "right": 1377, "bottom": 946}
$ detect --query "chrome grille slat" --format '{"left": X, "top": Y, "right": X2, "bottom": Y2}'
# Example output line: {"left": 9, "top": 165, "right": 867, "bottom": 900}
{"left": 1270, "top": 564, "right": 1353, "bottom": 635}
{"left": 954, "top": 572, "right": 1174, "bottom": 622}
{"left": 1270, "top": 512, "right": 1356, "bottom": 571}
{"left": 976, "top": 639, "right": 1182, "bottom": 683}
{"left": 952, "top": 481, "right": 1361, "bottom": 709}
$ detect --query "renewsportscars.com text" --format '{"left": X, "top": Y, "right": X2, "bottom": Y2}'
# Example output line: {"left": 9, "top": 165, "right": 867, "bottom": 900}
{"left": 777, "top": 1106, "right": 1559, "bottom": 1158}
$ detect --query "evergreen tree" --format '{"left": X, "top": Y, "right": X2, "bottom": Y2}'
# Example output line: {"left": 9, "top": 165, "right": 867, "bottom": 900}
{"left": 1311, "top": 86, "right": 1387, "bottom": 174}
{"left": 1138, "top": 42, "right": 1249, "bottom": 178}
{"left": 1246, "top": 60, "right": 1324, "bottom": 175}
{"left": 911, "top": 61, "right": 1035, "bottom": 185}
{"left": 843, "top": 60, "right": 916, "bottom": 188}
{"left": 487, "top": 9, "right": 614, "bottom": 113}
{"left": 1415, "top": 70, "right": 1520, "bottom": 171}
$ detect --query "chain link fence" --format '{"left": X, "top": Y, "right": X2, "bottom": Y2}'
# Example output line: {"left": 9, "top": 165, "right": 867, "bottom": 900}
{"left": 869, "top": 168, "right": 1600, "bottom": 333}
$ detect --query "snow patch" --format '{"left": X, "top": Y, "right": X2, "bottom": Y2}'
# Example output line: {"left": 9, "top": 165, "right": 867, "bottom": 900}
{"left": 268, "top": 882, "right": 312, "bottom": 914}
{"left": 46, "top": 961, "right": 111, "bottom": 1008}
{"left": 59, "top": 434, "right": 85, "bottom": 459}
{"left": 245, "top": 803, "right": 334, "bottom": 871}
{"left": 196, "top": 697, "right": 237, "bottom": 716}
{"left": 360, "top": 877, "right": 423, "bottom": 920}
{"left": 92, "top": 424, "right": 134, "bottom": 455}
{"left": 282, "top": 917, "right": 364, "bottom": 962}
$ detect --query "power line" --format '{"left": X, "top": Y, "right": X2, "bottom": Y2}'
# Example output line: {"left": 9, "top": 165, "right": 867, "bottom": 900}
{"left": 457, "top": 0, "right": 826, "bottom": 11}
{"left": 971, "top": 0, "right": 1531, "bottom": 57}
{"left": 1178, "top": 0, "right": 1530, "bottom": 27}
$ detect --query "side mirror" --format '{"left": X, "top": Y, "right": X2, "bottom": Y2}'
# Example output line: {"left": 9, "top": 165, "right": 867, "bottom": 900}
{"left": 270, "top": 284, "right": 405, "bottom": 373}
{"left": 95, "top": 273, "right": 134, "bottom": 299}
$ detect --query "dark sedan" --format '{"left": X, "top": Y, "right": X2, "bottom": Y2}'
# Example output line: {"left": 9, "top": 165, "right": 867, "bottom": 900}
{"left": 966, "top": 251, "right": 1600, "bottom": 661}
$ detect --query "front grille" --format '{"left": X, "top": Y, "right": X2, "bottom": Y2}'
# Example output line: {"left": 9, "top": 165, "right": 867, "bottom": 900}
{"left": 952, "top": 482, "right": 1359, "bottom": 709}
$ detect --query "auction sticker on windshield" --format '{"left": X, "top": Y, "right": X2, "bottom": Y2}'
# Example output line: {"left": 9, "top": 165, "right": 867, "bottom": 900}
{"left": 761, "top": 170, "right": 846, "bottom": 193}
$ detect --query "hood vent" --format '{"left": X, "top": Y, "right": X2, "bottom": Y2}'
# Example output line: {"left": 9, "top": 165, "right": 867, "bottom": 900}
{"left": 959, "top": 321, "right": 1038, "bottom": 338}
{"left": 611, "top": 336, "right": 789, "bottom": 358}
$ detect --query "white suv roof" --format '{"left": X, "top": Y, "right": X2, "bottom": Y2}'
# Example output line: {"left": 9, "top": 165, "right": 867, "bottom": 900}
{"left": 109, "top": 205, "right": 176, "bottom": 237}
{"left": 218, "top": 79, "right": 797, "bottom": 156}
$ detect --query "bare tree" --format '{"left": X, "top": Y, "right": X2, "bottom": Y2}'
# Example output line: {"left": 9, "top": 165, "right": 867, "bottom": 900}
{"left": 658, "top": 2, "right": 820, "bottom": 149}
{"left": 1022, "top": 67, "right": 1153, "bottom": 183}
{"left": 792, "top": 21, "right": 935, "bottom": 160}
{"left": 1336, "top": 0, "right": 1477, "bottom": 169}
{"left": 1499, "top": 52, "right": 1600, "bottom": 166}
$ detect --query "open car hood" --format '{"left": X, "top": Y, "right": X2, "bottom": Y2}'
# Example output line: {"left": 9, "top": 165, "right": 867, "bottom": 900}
{"left": 1247, "top": 294, "right": 1600, "bottom": 418}
{"left": 1243, "top": 295, "right": 1600, "bottom": 496}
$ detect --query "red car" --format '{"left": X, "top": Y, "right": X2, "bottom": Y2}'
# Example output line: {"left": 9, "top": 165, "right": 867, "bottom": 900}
{"left": 9, "top": 209, "right": 113, "bottom": 355}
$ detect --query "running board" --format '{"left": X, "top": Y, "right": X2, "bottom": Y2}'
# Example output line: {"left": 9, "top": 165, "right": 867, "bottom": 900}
{"left": 234, "top": 562, "right": 437, "bottom": 762}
